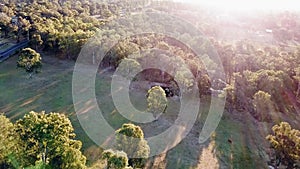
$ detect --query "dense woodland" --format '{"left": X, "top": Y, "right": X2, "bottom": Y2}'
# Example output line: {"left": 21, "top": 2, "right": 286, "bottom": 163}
{"left": 0, "top": 0, "right": 300, "bottom": 169}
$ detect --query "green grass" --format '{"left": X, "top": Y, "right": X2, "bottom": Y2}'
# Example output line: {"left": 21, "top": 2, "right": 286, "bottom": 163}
{"left": 214, "top": 114, "right": 267, "bottom": 169}
{"left": 0, "top": 59, "right": 73, "bottom": 119}
{"left": 215, "top": 116, "right": 247, "bottom": 168}
{"left": 0, "top": 54, "right": 97, "bottom": 162}
{"left": 0, "top": 53, "right": 269, "bottom": 168}
{"left": 0, "top": 54, "right": 149, "bottom": 165}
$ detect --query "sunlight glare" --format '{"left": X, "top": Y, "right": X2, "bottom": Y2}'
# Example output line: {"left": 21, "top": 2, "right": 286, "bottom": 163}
{"left": 178, "top": 0, "right": 300, "bottom": 11}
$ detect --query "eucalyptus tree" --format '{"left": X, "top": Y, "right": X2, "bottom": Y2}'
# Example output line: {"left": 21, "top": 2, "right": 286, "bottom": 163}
{"left": 253, "top": 91, "right": 274, "bottom": 122}
{"left": 266, "top": 122, "right": 300, "bottom": 168}
{"left": 102, "top": 149, "right": 130, "bottom": 169}
{"left": 115, "top": 123, "right": 150, "bottom": 168}
{"left": 0, "top": 115, "right": 23, "bottom": 168}
{"left": 17, "top": 48, "right": 42, "bottom": 78}
{"left": 15, "top": 111, "right": 86, "bottom": 169}
{"left": 147, "top": 86, "right": 168, "bottom": 120}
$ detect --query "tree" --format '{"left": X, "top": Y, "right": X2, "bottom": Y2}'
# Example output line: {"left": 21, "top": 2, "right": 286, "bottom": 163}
{"left": 102, "top": 149, "right": 131, "bottom": 169}
{"left": 223, "top": 84, "right": 235, "bottom": 110}
{"left": 25, "top": 160, "right": 51, "bottom": 169}
{"left": 197, "top": 74, "right": 211, "bottom": 96}
{"left": 17, "top": 48, "right": 42, "bottom": 78}
{"left": 0, "top": 114, "right": 23, "bottom": 168}
{"left": 17, "top": 17, "right": 31, "bottom": 42}
{"left": 109, "top": 41, "right": 140, "bottom": 68}
{"left": 174, "top": 67, "right": 195, "bottom": 92}
{"left": 233, "top": 69, "right": 294, "bottom": 116}
{"left": 293, "top": 67, "right": 300, "bottom": 98}
{"left": 0, "top": 13, "right": 12, "bottom": 37}
{"left": 266, "top": 122, "right": 300, "bottom": 168}
{"left": 115, "top": 123, "right": 150, "bottom": 168}
{"left": 15, "top": 111, "right": 86, "bottom": 169}
{"left": 116, "top": 58, "right": 142, "bottom": 80}
{"left": 31, "top": 33, "right": 43, "bottom": 50}
{"left": 146, "top": 86, "right": 168, "bottom": 120}
{"left": 253, "top": 91, "right": 274, "bottom": 122}
{"left": 0, "top": 0, "right": 107, "bottom": 59}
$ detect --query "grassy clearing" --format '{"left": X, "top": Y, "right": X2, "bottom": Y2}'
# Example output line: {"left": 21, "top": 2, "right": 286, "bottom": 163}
{"left": 215, "top": 116, "right": 252, "bottom": 169}
{"left": 0, "top": 55, "right": 74, "bottom": 119}
{"left": 0, "top": 53, "right": 269, "bottom": 168}
{"left": 0, "top": 54, "right": 98, "bottom": 163}
{"left": 214, "top": 113, "right": 268, "bottom": 169}
{"left": 0, "top": 54, "right": 145, "bottom": 165}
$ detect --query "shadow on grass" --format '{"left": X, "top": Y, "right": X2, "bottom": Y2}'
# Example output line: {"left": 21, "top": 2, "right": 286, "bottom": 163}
{"left": 214, "top": 113, "right": 268, "bottom": 169}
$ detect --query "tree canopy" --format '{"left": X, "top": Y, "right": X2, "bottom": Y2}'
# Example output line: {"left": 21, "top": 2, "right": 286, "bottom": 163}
{"left": 15, "top": 111, "right": 86, "bottom": 169}
{"left": 253, "top": 91, "right": 274, "bottom": 122}
{"left": 17, "top": 48, "right": 42, "bottom": 77}
{"left": 147, "top": 86, "right": 168, "bottom": 120}
{"left": 0, "top": 111, "right": 86, "bottom": 169}
{"left": 115, "top": 123, "right": 150, "bottom": 168}
{"left": 266, "top": 122, "right": 300, "bottom": 168}
{"left": 102, "top": 149, "right": 130, "bottom": 169}
{"left": 0, "top": 114, "right": 22, "bottom": 168}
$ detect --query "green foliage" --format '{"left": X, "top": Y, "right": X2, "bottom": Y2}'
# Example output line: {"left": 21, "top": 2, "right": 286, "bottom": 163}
{"left": 0, "top": 13, "right": 12, "bottom": 37}
{"left": 147, "top": 86, "right": 168, "bottom": 119}
{"left": 175, "top": 67, "right": 195, "bottom": 92}
{"left": 2, "top": 1, "right": 300, "bottom": 168}
{"left": 114, "top": 41, "right": 140, "bottom": 63}
{"left": 99, "top": 32, "right": 211, "bottom": 95}
{"left": 116, "top": 123, "right": 144, "bottom": 139}
{"left": 266, "top": 122, "right": 300, "bottom": 168}
{"left": 102, "top": 149, "right": 129, "bottom": 169}
{"left": 0, "top": 0, "right": 116, "bottom": 58}
{"left": 247, "top": 70, "right": 290, "bottom": 97}
{"left": 294, "top": 67, "right": 300, "bottom": 82}
{"left": 294, "top": 67, "right": 300, "bottom": 98}
{"left": 233, "top": 69, "right": 294, "bottom": 116}
{"left": 197, "top": 74, "right": 211, "bottom": 96}
{"left": 17, "top": 48, "right": 42, "bottom": 74}
{"left": 117, "top": 58, "right": 142, "bottom": 80}
{"left": 253, "top": 91, "right": 274, "bottom": 122}
{"left": 115, "top": 123, "right": 150, "bottom": 168}
{"left": 25, "top": 161, "right": 51, "bottom": 169}
{"left": 15, "top": 111, "right": 86, "bottom": 169}
{"left": 157, "top": 41, "right": 170, "bottom": 50}
{"left": 0, "top": 114, "right": 22, "bottom": 168}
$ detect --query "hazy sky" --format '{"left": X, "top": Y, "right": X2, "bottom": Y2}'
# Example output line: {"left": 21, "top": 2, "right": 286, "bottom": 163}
{"left": 175, "top": 0, "right": 300, "bottom": 11}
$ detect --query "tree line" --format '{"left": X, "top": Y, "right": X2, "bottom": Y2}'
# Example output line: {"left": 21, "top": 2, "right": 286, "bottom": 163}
{"left": 0, "top": 0, "right": 118, "bottom": 58}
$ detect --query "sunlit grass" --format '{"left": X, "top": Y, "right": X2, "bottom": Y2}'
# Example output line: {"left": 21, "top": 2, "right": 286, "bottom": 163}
{"left": 0, "top": 54, "right": 270, "bottom": 168}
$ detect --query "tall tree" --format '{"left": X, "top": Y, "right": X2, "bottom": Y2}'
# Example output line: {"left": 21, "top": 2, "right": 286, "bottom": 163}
{"left": 115, "top": 123, "right": 150, "bottom": 168}
{"left": 253, "top": 91, "right": 274, "bottom": 122}
{"left": 175, "top": 67, "right": 195, "bottom": 92}
{"left": 116, "top": 58, "right": 142, "bottom": 80}
{"left": 15, "top": 111, "right": 86, "bottom": 169}
{"left": 266, "top": 122, "right": 300, "bottom": 169}
{"left": 17, "top": 48, "right": 42, "bottom": 78}
{"left": 0, "top": 114, "right": 23, "bottom": 168}
{"left": 102, "top": 149, "right": 131, "bottom": 169}
{"left": 293, "top": 67, "right": 300, "bottom": 98}
{"left": 0, "top": 13, "right": 12, "bottom": 37}
{"left": 147, "top": 86, "right": 168, "bottom": 120}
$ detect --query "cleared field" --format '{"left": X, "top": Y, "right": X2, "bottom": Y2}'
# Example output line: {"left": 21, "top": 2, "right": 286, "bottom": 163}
{"left": 0, "top": 53, "right": 269, "bottom": 168}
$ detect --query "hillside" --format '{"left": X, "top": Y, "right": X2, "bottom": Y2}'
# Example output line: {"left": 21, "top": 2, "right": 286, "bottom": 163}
{"left": 0, "top": 0, "right": 300, "bottom": 169}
